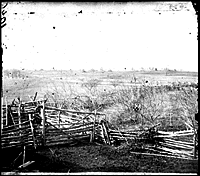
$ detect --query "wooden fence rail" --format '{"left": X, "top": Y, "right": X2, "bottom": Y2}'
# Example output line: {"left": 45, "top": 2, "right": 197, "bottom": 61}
{"left": 1, "top": 98, "right": 198, "bottom": 161}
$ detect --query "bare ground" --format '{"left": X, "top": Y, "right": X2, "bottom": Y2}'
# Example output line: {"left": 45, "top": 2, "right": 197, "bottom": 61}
{"left": 2, "top": 143, "right": 198, "bottom": 173}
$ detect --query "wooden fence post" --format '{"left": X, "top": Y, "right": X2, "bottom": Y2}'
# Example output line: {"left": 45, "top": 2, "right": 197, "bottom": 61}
{"left": 58, "top": 111, "right": 61, "bottom": 128}
{"left": 29, "top": 113, "right": 36, "bottom": 149}
{"left": 102, "top": 121, "right": 111, "bottom": 145}
{"left": 23, "top": 146, "right": 26, "bottom": 164}
{"left": 90, "top": 110, "right": 96, "bottom": 143}
{"left": 18, "top": 102, "right": 21, "bottom": 128}
{"left": 41, "top": 101, "right": 46, "bottom": 146}
{"left": 192, "top": 114, "right": 197, "bottom": 159}
{"left": 18, "top": 101, "right": 22, "bottom": 140}
{"left": 193, "top": 130, "right": 197, "bottom": 159}
{"left": 58, "top": 104, "right": 62, "bottom": 129}
{"left": 5, "top": 96, "right": 8, "bottom": 126}
{"left": 1, "top": 96, "right": 3, "bottom": 134}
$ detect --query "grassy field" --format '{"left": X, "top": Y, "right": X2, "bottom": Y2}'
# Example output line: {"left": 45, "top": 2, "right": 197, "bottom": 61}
{"left": 2, "top": 69, "right": 198, "bottom": 104}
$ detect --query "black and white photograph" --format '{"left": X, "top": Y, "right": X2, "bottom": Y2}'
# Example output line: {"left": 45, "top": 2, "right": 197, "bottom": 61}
{"left": 1, "top": 1, "right": 198, "bottom": 174}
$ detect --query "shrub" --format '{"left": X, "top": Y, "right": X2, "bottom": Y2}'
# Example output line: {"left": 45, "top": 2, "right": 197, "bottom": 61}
{"left": 169, "top": 86, "right": 198, "bottom": 130}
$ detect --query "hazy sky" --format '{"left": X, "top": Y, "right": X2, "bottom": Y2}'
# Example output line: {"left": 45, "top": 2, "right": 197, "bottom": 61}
{"left": 2, "top": 2, "right": 198, "bottom": 71}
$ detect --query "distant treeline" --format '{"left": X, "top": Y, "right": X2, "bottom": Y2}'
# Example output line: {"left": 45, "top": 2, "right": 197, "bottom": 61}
{"left": 3, "top": 69, "right": 28, "bottom": 79}
{"left": 163, "top": 82, "right": 198, "bottom": 91}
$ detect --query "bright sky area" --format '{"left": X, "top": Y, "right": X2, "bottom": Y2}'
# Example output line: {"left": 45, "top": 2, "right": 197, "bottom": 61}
{"left": 1, "top": 2, "right": 198, "bottom": 71}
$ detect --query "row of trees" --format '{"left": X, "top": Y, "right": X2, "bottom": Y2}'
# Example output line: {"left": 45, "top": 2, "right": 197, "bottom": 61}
{"left": 3, "top": 69, "right": 28, "bottom": 79}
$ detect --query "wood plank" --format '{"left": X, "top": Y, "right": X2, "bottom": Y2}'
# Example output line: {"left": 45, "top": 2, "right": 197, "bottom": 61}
{"left": 23, "top": 105, "right": 37, "bottom": 109}
{"left": 164, "top": 138, "right": 194, "bottom": 146}
{"left": 1, "top": 131, "right": 32, "bottom": 140}
{"left": 18, "top": 161, "right": 35, "bottom": 169}
{"left": 59, "top": 115, "right": 83, "bottom": 121}
{"left": 1, "top": 141, "right": 34, "bottom": 149}
{"left": 110, "top": 132, "right": 137, "bottom": 137}
{"left": 2, "top": 119, "right": 31, "bottom": 130}
{"left": 156, "top": 132, "right": 194, "bottom": 138}
{"left": 173, "top": 130, "right": 194, "bottom": 134}
{"left": 46, "top": 121, "right": 95, "bottom": 131}
{"left": 160, "top": 141, "right": 194, "bottom": 150}
{"left": 158, "top": 130, "right": 193, "bottom": 135}
{"left": 2, "top": 125, "right": 31, "bottom": 135}
{"left": 144, "top": 146, "right": 173, "bottom": 154}
{"left": 45, "top": 106, "right": 105, "bottom": 116}
{"left": 159, "top": 143, "right": 193, "bottom": 153}
{"left": 109, "top": 131, "right": 138, "bottom": 135}
{"left": 23, "top": 99, "right": 46, "bottom": 105}
{"left": 164, "top": 140, "right": 194, "bottom": 148}
{"left": 111, "top": 135, "right": 136, "bottom": 140}
{"left": 1, "top": 136, "right": 34, "bottom": 144}
{"left": 46, "top": 126, "right": 94, "bottom": 136}
{"left": 130, "top": 151, "right": 195, "bottom": 160}
{"left": 2, "top": 138, "right": 34, "bottom": 147}
{"left": 47, "top": 114, "right": 58, "bottom": 117}
{"left": 156, "top": 146, "right": 193, "bottom": 156}
{"left": 46, "top": 125, "right": 93, "bottom": 135}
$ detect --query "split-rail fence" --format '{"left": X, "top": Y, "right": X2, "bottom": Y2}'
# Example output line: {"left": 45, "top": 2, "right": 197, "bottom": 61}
{"left": 1, "top": 98, "right": 198, "bottom": 164}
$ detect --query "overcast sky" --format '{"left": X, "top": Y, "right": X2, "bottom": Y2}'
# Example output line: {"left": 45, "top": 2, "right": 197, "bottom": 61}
{"left": 2, "top": 2, "right": 198, "bottom": 71}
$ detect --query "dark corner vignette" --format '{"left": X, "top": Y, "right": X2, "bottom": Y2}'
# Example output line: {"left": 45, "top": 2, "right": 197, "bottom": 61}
{"left": 1, "top": 2, "right": 8, "bottom": 98}
{"left": 1, "top": 2, "right": 8, "bottom": 55}
{"left": 191, "top": 1, "right": 198, "bottom": 40}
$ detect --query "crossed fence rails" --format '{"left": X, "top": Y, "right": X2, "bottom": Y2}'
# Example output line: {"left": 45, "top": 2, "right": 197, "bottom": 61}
{"left": 1, "top": 98, "right": 198, "bottom": 165}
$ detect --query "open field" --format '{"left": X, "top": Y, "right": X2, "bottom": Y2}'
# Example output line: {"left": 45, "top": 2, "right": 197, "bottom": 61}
{"left": 2, "top": 69, "right": 198, "bottom": 104}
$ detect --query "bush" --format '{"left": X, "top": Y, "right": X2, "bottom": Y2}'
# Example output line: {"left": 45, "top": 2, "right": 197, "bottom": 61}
{"left": 169, "top": 86, "right": 198, "bottom": 130}
{"left": 81, "top": 79, "right": 101, "bottom": 95}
